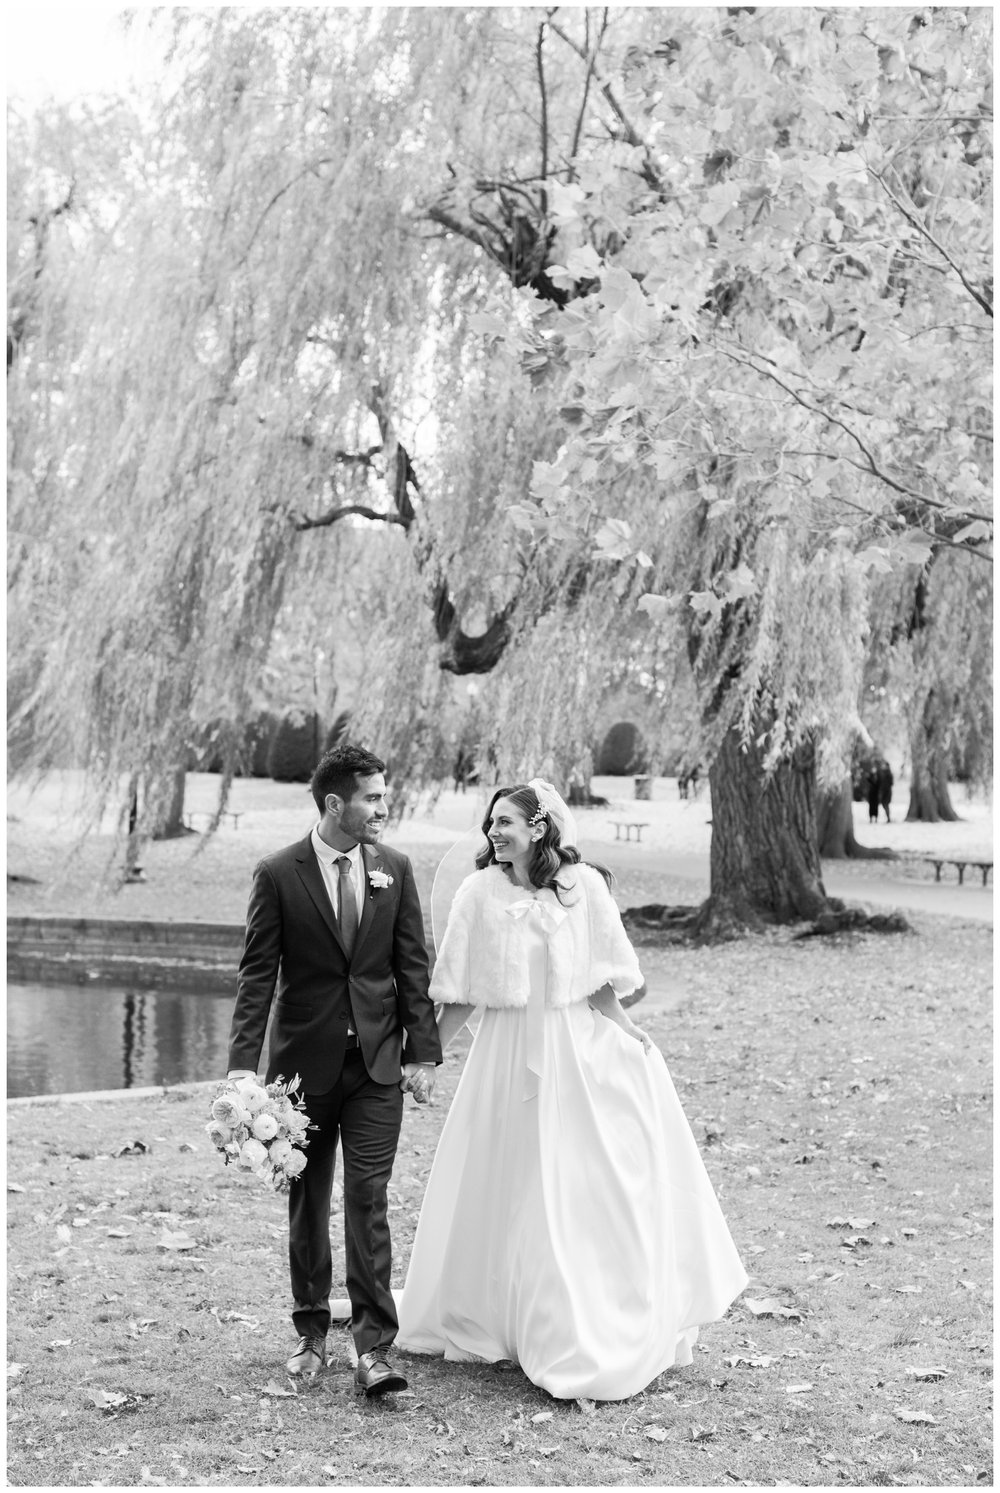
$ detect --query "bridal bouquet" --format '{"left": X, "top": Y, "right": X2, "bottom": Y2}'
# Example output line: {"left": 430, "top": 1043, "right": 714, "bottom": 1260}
{"left": 206, "top": 1074, "right": 313, "bottom": 1194}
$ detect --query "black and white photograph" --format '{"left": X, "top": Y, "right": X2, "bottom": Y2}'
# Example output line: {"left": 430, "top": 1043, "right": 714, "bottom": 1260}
{"left": 7, "top": 5, "right": 992, "bottom": 1488}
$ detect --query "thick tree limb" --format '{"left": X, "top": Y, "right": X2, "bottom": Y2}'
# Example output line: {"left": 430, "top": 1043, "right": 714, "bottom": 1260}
{"left": 292, "top": 503, "right": 411, "bottom": 532}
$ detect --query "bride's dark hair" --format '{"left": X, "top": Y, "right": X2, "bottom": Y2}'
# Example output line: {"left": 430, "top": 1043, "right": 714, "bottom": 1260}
{"left": 474, "top": 784, "right": 613, "bottom": 898}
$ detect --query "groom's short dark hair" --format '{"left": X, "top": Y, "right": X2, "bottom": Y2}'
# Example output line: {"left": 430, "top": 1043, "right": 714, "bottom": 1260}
{"left": 311, "top": 744, "right": 386, "bottom": 813}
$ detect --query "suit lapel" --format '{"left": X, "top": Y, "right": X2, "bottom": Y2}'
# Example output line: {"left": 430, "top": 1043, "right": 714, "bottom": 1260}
{"left": 294, "top": 837, "right": 346, "bottom": 954}
{"left": 354, "top": 844, "right": 383, "bottom": 953}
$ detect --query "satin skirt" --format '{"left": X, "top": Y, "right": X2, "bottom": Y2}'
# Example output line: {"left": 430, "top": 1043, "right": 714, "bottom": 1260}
{"left": 395, "top": 1002, "right": 748, "bottom": 1401}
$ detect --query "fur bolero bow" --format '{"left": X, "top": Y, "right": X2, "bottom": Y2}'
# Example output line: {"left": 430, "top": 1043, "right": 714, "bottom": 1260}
{"left": 430, "top": 862, "right": 643, "bottom": 1009}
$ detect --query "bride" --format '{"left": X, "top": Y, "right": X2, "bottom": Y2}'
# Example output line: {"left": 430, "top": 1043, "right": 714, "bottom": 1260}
{"left": 391, "top": 778, "right": 748, "bottom": 1402}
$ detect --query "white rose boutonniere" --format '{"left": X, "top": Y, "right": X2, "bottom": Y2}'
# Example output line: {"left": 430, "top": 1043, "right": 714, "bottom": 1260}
{"left": 369, "top": 869, "right": 393, "bottom": 890}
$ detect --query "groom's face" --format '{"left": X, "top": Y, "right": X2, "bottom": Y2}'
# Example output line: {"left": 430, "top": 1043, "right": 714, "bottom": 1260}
{"left": 334, "top": 773, "right": 388, "bottom": 845}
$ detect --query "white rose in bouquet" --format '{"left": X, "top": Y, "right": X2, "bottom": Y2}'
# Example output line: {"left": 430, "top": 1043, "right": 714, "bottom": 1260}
{"left": 234, "top": 1078, "right": 269, "bottom": 1114}
{"left": 211, "top": 1094, "right": 245, "bottom": 1129}
{"left": 283, "top": 1149, "right": 307, "bottom": 1178}
{"left": 252, "top": 1112, "right": 280, "bottom": 1142}
{"left": 268, "top": 1136, "right": 293, "bottom": 1166}
{"left": 238, "top": 1137, "right": 269, "bottom": 1170}
{"left": 205, "top": 1119, "right": 231, "bottom": 1150}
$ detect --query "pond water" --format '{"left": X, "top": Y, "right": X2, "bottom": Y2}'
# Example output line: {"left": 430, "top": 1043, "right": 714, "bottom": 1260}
{"left": 7, "top": 983, "right": 235, "bottom": 1099}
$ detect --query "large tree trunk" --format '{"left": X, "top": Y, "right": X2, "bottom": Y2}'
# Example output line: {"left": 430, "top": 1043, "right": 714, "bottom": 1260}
{"left": 907, "top": 687, "right": 960, "bottom": 822}
{"left": 152, "top": 765, "right": 189, "bottom": 839}
{"left": 694, "top": 727, "right": 830, "bottom": 937}
{"left": 817, "top": 778, "right": 897, "bottom": 859}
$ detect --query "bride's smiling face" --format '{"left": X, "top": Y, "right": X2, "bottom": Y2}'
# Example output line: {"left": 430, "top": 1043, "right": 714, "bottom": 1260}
{"left": 487, "top": 797, "right": 538, "bottom": 870}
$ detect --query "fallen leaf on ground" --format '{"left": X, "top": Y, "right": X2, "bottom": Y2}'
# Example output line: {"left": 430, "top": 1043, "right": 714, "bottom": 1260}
{"left": 212, "top": 1309, "right": 260, "bottom": 1328}
{"left": 645, "top": 1425, "right": 669, "bottom": 1442}
{"left": 826, "top": 1216, "right": 876, "bottom": 1229}
{"left": 894, "top": 1407, "right": 938, "bottom": 1424}
{"left": 785, "top": 1383, "right": 813, "bottom": 1394}
{"left": 258, "top": 1381, "right": 297, "bottom": 1397}
{"left": 744, "top": 1297, "right": 802, "bottom": 1321}
{"left": 911, "top": 1365, "right": 950, "bottom": 1381}
{"left": 8, "top": 1183, "right": 25, "bottom": 1193}
{"left": 530, "top": 1410, "right": 553, "bottom": 1423}
{"left": 156, "top": 1230, "right": 198, "bottom": 1250}
{"left": 89, "top": 1390, "right": 152, "bottom": 1414}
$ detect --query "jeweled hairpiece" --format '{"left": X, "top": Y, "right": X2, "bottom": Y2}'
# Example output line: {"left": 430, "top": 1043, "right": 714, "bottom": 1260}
{"left": 527, "top": 805, "right": 548, "bottom": 828}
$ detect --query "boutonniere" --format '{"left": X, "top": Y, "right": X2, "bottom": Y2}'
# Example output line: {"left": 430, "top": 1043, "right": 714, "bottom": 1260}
{"left": 368, "top": 869, "right": 393, "bottom": 890}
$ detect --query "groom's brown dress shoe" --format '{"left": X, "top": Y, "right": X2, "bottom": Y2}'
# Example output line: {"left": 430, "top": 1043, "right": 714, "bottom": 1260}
{"left": 286, "top": 1334, "right": 327, "bottom": 1377}
{"left": 355, "top": 1350, "right": 407, "bottom": 1397}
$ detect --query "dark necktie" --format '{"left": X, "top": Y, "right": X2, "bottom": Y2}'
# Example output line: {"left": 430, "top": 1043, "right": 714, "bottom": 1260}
{"left": 337, "top": 856, "right": 358, "bottom": 953}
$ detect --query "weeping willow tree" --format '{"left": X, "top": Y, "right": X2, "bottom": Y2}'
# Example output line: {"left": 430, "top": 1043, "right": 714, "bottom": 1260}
{"left": 6, "top": 10, "right": 556, "bottom": 848}
{"left": 863, "top": 550, "right": 994, "bottom": 823}
{"left": 8, "top": 7, "right": 992, "bottom": 929}
{"left": 7, "top": 6, "right": 688, "bottom": 852}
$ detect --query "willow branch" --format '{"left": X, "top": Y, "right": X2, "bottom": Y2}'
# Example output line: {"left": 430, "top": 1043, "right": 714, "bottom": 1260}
{"left": 239, "top": 157, "right": 339, "bottom": 265}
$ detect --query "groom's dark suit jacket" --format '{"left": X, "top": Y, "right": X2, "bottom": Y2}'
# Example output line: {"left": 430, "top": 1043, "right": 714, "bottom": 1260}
{"left": 228, "top": 835, "right": 441, "bottom": 1091}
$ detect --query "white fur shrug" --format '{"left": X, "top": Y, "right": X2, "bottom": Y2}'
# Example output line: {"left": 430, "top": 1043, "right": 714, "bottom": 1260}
{"left": 430, "top": 862, "right": 643, "bottom": 1009}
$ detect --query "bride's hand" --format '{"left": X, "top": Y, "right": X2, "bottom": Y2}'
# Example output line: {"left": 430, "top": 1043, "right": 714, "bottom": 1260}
{"left": 625, "top": 1021, "right": 654, "bottom": 1054}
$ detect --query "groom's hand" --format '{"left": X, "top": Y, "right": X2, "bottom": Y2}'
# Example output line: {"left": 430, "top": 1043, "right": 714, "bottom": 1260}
{"left": 401, "top": 1062, "right": 436, "bottom": 1105}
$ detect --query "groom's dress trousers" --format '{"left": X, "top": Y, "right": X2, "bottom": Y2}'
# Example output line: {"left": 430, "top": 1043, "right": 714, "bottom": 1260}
{"left": 228, "top": 833, "right": 441, "bottom": 1353}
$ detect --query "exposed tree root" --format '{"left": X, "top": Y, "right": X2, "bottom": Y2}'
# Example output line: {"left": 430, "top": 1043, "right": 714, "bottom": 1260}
{"left": 623, "top": 896, "right": 912, "bottom": 944}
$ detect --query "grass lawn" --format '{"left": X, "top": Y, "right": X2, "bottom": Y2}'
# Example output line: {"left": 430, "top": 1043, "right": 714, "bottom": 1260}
{"left": 6, "top": 913, "right": 992, "bottom": 1488}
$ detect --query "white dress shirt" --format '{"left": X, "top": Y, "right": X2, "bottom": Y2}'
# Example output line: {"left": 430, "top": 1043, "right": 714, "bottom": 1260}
{"left": 310, "top": 826, "right": 365, "bottom": 921}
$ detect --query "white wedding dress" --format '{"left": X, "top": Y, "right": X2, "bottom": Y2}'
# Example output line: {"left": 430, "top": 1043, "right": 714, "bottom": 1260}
{"left": 394, "top": 903, "right": 748, "bottom": 1402}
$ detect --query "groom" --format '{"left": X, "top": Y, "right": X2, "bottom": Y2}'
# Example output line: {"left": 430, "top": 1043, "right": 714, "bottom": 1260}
{"left": 227, "top": 743, "right": 442, "bottom": 1395}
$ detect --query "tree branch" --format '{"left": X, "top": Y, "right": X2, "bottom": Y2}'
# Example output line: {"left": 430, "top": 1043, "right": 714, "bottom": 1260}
{"left": 569, "top": 11, "right": 607, "bottom": 170}
{"left": 292, "top": 504, "right": 411, "bottom": 532}
{"left": 548, "top": 18, "right": 666, "bottom": 195}
{"left": 239, "top": 157, "right": 340, "bottom": 265}
{"left": 536, "top": 20, "right": 549, "bottom": 214}
{"left": 716, "top": 344, "right": 974, "bottom": 519}
{"left": 870, "top": 167, "right": 993, "bottom": 318}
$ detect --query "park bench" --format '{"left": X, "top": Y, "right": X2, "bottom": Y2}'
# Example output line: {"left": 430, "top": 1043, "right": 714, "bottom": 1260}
{"left": 610, "top": 820, "right": 650, "bottom": 844}
{"left": 184, "top": 809, "right": 244, "bottom": 832}
{"left": 906, "top": 855, "right": 992, "bottom": 887}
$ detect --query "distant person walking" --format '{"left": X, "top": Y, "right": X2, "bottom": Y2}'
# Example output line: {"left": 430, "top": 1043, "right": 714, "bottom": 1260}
{"left": 866, "top": 757, "right": 894, "bottom": 823}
